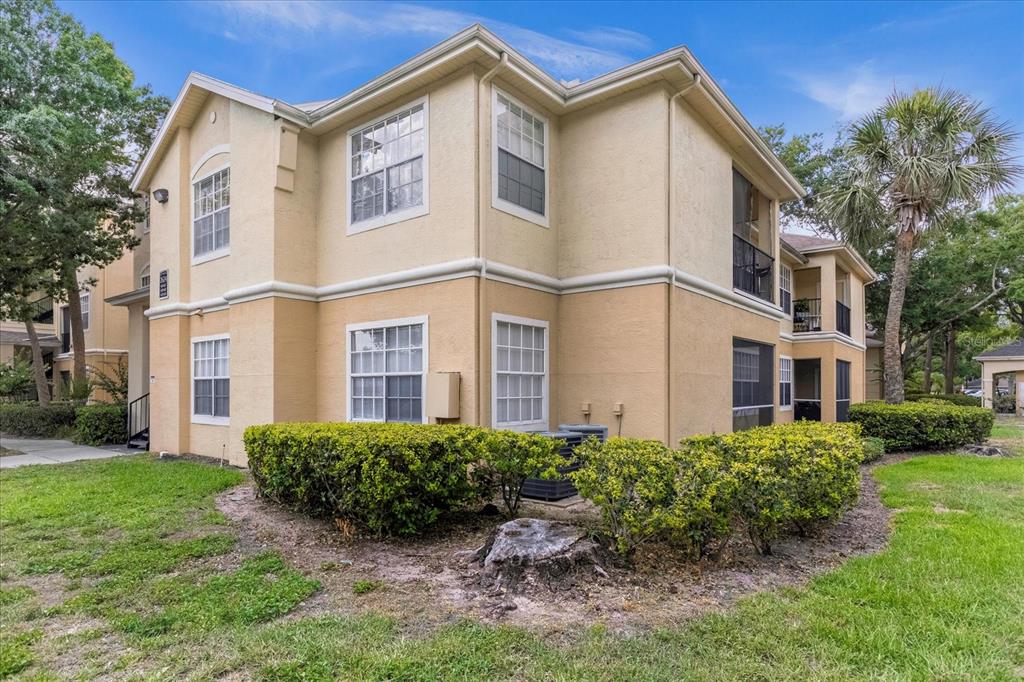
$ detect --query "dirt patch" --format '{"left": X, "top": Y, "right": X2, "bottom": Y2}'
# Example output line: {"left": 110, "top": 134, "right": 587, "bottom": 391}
{"left": 216, "top": 463, "right": 893, "bottom": 633}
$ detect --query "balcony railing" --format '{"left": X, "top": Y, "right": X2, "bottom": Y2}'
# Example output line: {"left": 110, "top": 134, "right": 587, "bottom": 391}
{"left": 793, "top": 298, "right": 822, "bottom": 332}
{"left": 837, "top": 301, "right": 851, "bottom": 337}
{"left": 29, "top": 296, "right": 54, "bottom": 325}
{"left": 732, "top": 235, "right": 774, "bottom": 303}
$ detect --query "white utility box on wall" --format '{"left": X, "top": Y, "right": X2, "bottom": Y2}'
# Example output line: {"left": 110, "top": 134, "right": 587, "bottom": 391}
{"left": 426, "top": 372, "right": 460, "bottom": 419}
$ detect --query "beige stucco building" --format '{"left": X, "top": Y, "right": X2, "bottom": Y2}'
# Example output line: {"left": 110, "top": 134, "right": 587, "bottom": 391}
{"left": 127, "top": 25, "right": 876, "bottom": 466}
{"left": 974, "top": 340, "right": 1024, "bottom": 415}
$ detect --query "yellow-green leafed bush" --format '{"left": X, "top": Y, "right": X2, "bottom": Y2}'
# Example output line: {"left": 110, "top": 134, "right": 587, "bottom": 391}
{"left": 861, "top": 436, "right": 886, "bottom": 463}
{"left": 710, "top": 421, "right": 863, "bottom": 554}
{"left": 476, "top": 430, "right": 563, "bottom": 517}
{"left": 244, "top": 423, "right": 490, "bottom": 536}
{"left": 666, "top": 437, "right": 737, "bottom": 558}
{"left": 849, "top": 401, "right": 994, "bottom": 451}
{"left": 571, "top": 438, "right": 678, "bottom": 556}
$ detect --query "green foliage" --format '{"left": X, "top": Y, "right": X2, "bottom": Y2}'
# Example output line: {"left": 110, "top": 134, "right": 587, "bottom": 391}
{"left": 758, "top": 124, "right": 845, "bottom": 232}
{"left": 352, "top": 580, "right": 383, "bottom": 595}
{"left": 0, "top": 629, "right": 40, "bottom": 677}
{"left": 476, "top": 430, "right": 563, "bottom": 517}
{"left": 993, "top": 394, "right": 1017, "bottom": 414}
{"left": 574, "top": 424, "right": 863, "bottom": 557}
{"left": 713, "top": 422, "right": 863, "bottom": 554}
{"left": 906, "top": 392, "right": 982, "bottom": 407}
{"left": 571, "top": 437, "right": 682, "bottom": 556}
{"left": 0, "top": 401, "right": 76, "bottom": 437}
{"left": 0, "top": 358, "right": 34, "bottom": 399}
{"left": 88, "top": 356, "right": 128, "bottom": 404}
{"left": 73, "top": 402, "right": 126, "bottom": 445}
{"left": 850, "top": 401, "right": 994, "bottom": 451}
{"left": 244, "top": 423, "right": 491, "bottom": 536}
{"left": 861, "top": 437, "right": 886, "bottom": 463}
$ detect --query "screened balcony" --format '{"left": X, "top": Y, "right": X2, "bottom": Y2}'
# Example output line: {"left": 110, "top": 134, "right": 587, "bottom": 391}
{"left": 732, "top": 235, "right": 774, "bottom": 303}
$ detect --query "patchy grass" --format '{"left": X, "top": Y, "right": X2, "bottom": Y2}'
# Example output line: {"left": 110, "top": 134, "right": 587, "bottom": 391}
{"left": 2, "top": 453, "right": 1023, "bottom": 679}
{"left": 990, "top": 415, "right": 1023, "bottom": 455}
{"left": 351, "top": 579, "right": 384, "bottom": 595}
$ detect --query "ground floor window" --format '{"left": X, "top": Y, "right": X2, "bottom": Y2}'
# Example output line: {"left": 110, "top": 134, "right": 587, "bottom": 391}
{"left": 779, "top": 356, "right": 793, "bottom": 410}
{"left": 493, "top": 314, "right": 547, "bottom": 430}
{"left": 836, "top": 359, "right": 851, "bottom": 422}
{"left": 348, "top": 317, "right": 426, "bottom": 423}
{"left": 733, "top": 337, "right": 774, "bottom": 431}
{"left": 192, "top": 336, "right": 229, "bottom": 422}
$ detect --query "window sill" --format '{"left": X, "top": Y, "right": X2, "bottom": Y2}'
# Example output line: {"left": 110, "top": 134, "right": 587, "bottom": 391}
{"left": 192, "top": 248, "right": 230, "bottom": 267}
{"left": 780, "top": 406, "right": 793, "bottom": 412}
{"left": 347, "top": 205, "right": 428, "bottom": 236}
{"left": 192, "top": 415, "right": 229, "bottom": 426}
{"left": 492, "top": 198, "right": 549, "bottom": 228}
{"left": 732, "top": 287, "right": 776, "bottom": 308}
{"left": 494, "top": 420, "right": 548, "bottom": 433}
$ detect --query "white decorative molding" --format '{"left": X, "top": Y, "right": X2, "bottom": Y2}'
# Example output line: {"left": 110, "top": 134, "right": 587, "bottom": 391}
{"left": 780, "top": 331, "right": 866, "bottom": 351}
{"left": 144, "top": 259, "right": 798, "bottom": 326}
{"left": 189, "top": 144, "right": 231, "bottom": 180}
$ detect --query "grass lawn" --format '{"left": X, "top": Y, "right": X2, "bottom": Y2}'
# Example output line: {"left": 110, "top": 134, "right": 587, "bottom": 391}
{"left": 1, "top": 443, "right": 1023, "bottom": 680}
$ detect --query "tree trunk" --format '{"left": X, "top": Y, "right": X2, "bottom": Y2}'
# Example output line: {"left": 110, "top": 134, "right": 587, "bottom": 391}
{"left": 944, "top": 326, "right": 956, "bottom": 394}
{"left": 22, "top": 316, "right": 50, "bottom": 407}
{"left": 922, "top": 336, "right": 933, "bottom": 394}
{"left": 63, "top": 270, "right": 87, "bottom": 389}
{"left": 883, "top": 229, "right": 916, "bottom": 403}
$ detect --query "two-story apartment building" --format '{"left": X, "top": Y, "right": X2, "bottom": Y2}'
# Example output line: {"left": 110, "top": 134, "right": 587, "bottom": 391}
{"left": 128, "top": 25, "right": 874, "bottom": 466}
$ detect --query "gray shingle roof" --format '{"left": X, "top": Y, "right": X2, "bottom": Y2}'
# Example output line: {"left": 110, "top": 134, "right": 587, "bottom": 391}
{"left": 975, "top": 339, "right": 1024, "bottom": 359}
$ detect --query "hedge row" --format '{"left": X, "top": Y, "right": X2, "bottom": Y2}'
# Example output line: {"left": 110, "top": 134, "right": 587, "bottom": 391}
{"left": 849, "top": 401, "right": 992, "bottom": 451}
{"left": 572, "top": 422, "right": 865, "bottom": 557}
{"left": 244, "top": 423, "right": 562, "bottom": 536}
{"left": 905, "top": 392, "right": 982, "bottom": 407}
{"left": 0, "top": 402, "right": 126, "bottom": 444}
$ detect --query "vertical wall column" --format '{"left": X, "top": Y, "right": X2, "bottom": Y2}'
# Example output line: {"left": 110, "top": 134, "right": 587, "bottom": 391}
{"left": 149, "top": 314, "right": 190, "bottom": 455}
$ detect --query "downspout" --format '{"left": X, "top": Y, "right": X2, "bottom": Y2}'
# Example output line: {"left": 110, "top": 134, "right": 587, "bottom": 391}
{"left": 476, "top": 52, "right": 508, "bottom": 426}
{"left": 666, "top": 72, "right": 701, "bottom": 443}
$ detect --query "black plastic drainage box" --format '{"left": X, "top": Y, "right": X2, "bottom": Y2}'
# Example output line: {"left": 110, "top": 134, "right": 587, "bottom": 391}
{"left": 521, "top": 426, "right": 608, "bottom": 501}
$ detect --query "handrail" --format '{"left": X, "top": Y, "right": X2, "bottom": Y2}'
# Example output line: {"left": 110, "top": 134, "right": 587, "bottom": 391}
{"left": 836, "top": 300, "right": 851, "bottom": 337}
{"left": 793, "top": 298, "right": 823, "bottom": 332}
{"left": 127, "top": 393, "right": 150, "bottom": 446}
{"left": 732, "top": 234, "right": 774, "bottom": 303}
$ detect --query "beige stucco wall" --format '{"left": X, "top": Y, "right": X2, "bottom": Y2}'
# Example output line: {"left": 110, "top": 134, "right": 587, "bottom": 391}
{"left": 980, "top": 358, "right": 1023, "bottom": 412}
{"left": 790, "top": 340, "right": 864, "bottom": 423}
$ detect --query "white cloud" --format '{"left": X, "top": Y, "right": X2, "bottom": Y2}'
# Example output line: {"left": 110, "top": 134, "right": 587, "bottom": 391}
{"left": 203, "top": 1, "right": 651, "bottom": 81}
{"left": 790, "top": 61, "right": 897, "bottom": 120}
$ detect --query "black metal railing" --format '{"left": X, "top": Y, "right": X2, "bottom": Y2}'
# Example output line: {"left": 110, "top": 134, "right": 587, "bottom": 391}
{"left": 837, "top": 301, "right": 851, "bottom": 337}
{"left": 732, "top": 235, "right": 774, "bottom": 303}
{"left": 60, "top": 331, "right": 71, "bottom": 354}
{"left": 29, "top": 296, "right": 54, "bottom": 325}
{"left": 127, "top": 393, "right": 150, "bottom": 447}
{"left": 793, "top": 298, "right": 823, "bottom": 332}
{"left": 794, "top": 399, "right": 822, "bottom": 421}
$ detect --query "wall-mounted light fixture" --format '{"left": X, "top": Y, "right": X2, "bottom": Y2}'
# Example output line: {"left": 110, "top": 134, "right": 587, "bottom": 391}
{"left": 153, "top": 188, "right": 169, "bottom": 204}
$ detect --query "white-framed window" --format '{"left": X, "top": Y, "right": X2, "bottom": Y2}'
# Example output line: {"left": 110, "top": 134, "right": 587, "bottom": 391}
{"left": 191, "top": 335, "right": 229, "bottom": 425}
{"left": 346, "top": 98, "right": 428, "bottom": 235}
{"left": 80, "top": 292, "right": 90, "bottom": 331}
{"left": 346, "top": 316, "right": 427, "bottom": 423}
{"left": 780, "top": 265, "right": 792, "bottom": 316}
{"left": 779, "top": 356, "right": 793, "bottom": 411}
{"left": 492, "top": 313, "right": 548, "bottom": 431}
{"left": 142, "top": 194, "right": 150, "bottom": 234}
{"left": 492, "top": 88, "right": 549, "bottom": 227}
{"left": 140, "top": 264, "right": 150, "bottom": 289}
{"left": 191, "top": 166, "right": 230, "bottom": 263}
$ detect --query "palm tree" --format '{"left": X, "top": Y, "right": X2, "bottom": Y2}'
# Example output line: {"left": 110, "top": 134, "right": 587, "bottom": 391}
{"left": 821, "top": 88, "right": 1020, "bottom": 403}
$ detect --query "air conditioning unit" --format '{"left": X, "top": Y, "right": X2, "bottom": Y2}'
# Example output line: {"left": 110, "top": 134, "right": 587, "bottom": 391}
{"left": 521, "top": 426, "right": 607, "bottom": 502}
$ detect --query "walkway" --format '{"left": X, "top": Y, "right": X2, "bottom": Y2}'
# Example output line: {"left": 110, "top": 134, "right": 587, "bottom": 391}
{"left": 0, "top": 438, "right": 134, "bottom": 469}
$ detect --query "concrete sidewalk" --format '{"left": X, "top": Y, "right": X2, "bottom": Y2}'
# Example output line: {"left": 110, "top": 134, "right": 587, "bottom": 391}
{"left": 0, "top": 438, "right": 134, "bottom": 469}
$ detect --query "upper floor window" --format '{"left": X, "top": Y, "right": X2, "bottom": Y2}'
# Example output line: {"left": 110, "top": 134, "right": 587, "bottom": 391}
{"left": 493, "top": 89, "right": 548, "bottom": 227}
{"left": 732, "top": 169, "right": 773, "bottom": 302}
{"left": 140, "top": 264, "right": 150, "bottom": 289}
{"left": 193, "top": 167, "right": 230, "bottom": 261}
{"left": 780, "top": 264, "right": 792, "bottom": 315}
{"left": 80, "top": 292, "right": 90, "bottom": 331}
{"left": 142, "top": 194, "right": 150, "bottom": 234}
{"left": 348, "top": 99, "right": 427, "bottom": 234}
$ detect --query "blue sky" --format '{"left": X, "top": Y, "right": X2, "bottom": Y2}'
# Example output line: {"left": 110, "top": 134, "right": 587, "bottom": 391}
{"left": 64, "top": 0, "right": 1024, "bottom": 187}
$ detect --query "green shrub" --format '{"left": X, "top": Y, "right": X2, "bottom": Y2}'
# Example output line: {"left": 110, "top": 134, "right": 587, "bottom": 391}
{"left": 705, "top": 421, "right": 863, "bottom": 554}
{"left": 244, "top": 423, "right": 490, "bottom": 536}
{"left": 906, "top": 392, "right": 982, "bottom": 407}
{"left": 993, "top": 394, "right": 1016, "bottom": 414}
{"left": 571, "top": 437, "right": 679, "bottom": 556}
{"left": 74, "top": 403, "right": 127, "bottom": 445}
{"left": 477, "top": 430, "right": 563, "bottom": 517}
{"left": 665, "top": 437, "right": 736, "bottom": 558}
{"left": 0, "top": 402, "right": 77, "bottom": 437}
{"left": 861, "top": 437, "right": 886, "bottom": 463}
{"left": 0, "top": 358, "right": 34, "bottom": 399}
{"left": 849, "top": 401, "right": 994, "bottom": 451}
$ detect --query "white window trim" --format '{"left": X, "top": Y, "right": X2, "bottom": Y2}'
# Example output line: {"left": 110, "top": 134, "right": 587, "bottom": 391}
{"left": 491, "top": 87, "right": 550, "bottom": 229}
{"left": 780, "top": 264, "right": 793, "bottom": 318}
{"left": 190, "top": 162, "right": 231, "bottom": 266}
{"left": 79, "top": 292, "right": 90, "bottom": 331}
{"left": 140, "top": 264, "right": 150, "bottom": 289}
{"left": 190, "top": 333, "right": 230, "bottom": 426}
{"left": 491, "top": 312, "right": 549, "bottom": 432}
{"left": 779, "top": 355, "right": 793, "bottom": 411}
{"left": 345, "top": 96, "right": 430, "bottom": 236}
{"left": 345, "top": 315, "right": 429, "bottom": 424}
